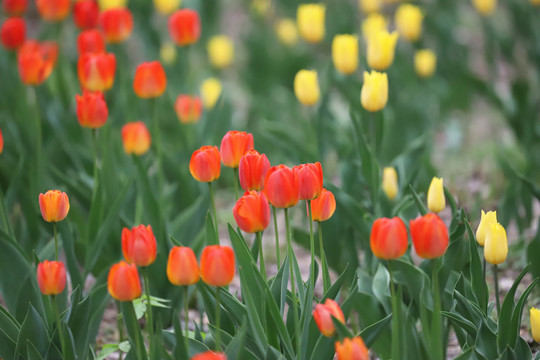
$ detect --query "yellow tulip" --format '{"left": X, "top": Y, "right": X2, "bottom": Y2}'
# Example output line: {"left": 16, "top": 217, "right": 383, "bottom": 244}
{"left": 361, "top": 71, "right": 388, "bottom": 112}
{"left": 294, "top": 70, "right": 320, "bottom": 106}
{"left": 367, "top": 30, "right": 399, "bottom": 71}
{"left": 208, "top": 35, "right": 234, "bottom": 69}
{"left": 414, "top": 49, "right": 436, "bottom": 78}
{"left": 160, "top": 43, "right": 177, "bottom": 65}
{"left": 154, "top": 0, "right": 180, "bottom": 15}
{"left": 531, "top": 308, "right": 540, "bottom": 343}
{"left": 98, "top": 0, "right": 127, "bottom": 10}
{"left": 252, "top": 0, "right": 271, "bottom": 15}
{"left": 275, "top": 19, "right": 298, "bottom": 46}
{"left": 201, "top": 78, "right": 223, "bottom": 109}
{"left": 395, "top": 4, "right": 423, "bottom": 42}
{"left": 531, "top": 0, "right": 540, "bottom": 6}
{"left": 484, "top": 223, "right": 508, "bottom": 265}
{"left": 472, "top": 0, "right": 496, "bottom": 15}
{"left": 332, "top": 35, "right": 358, "bottom": 75}
{"left": 362, "top": 13, "right": 387, "bottom": 40}
{"left": 427, "top": 177, "right": 445, "bottom": 213}
{"left": 382, "top": 167, "right": 398, "bottom": 200}
{"left": 359, "top": 0, "right": 382, "bottom": 14}
{"left": 297, "top": 4, "right": 325, "bottom": 43}
{"left": 475, "top": 210, "right": 497, "bottom": 246}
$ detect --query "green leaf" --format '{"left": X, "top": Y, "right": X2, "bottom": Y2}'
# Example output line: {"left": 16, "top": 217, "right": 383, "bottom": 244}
{"left": 120, "top": 301, "right": 148, "bottom": 360}
{"left": 464, "top": 220, "right": 488, "bottom": 312}
{"left": 372, "top": 263, "right": 390, "bottom": 310}
{"left": 359, "top": 313, "right": 392, "bottom": 347}
{"left": 441, "top": 311, "right": 478, "bottom": 337}
{"left": 475, "top": 320, "right": 499, "bottom": 360}
{"left": 225, "top": 317, "right": 248, "bottom": 360}
{"left": 15, "top": 304, "right": 49, "bottom": 359}
{"left": 508, "top": 278, "right": 539, "bottom": 349}
{"left": 408, "top": 184, "right": 428, "bottom": 216}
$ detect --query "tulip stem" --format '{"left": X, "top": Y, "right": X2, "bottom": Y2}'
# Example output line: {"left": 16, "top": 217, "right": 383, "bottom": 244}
{"left": 233, "top": 167, "right": 240, "bottom": 200}
{"left": 142, "top": 268, "right": 155, "bottom": 349}
{"left": 215, "top": 287, "right": 222, "bottom": 351}
{"left": 432, "top": 258, "right": 443, "bottom": 360}
{"left": 52, "top": 295, "right": 66, "bottom": 358}
{"left": 307, "top": 200, "right": 316, "bottom": 293}
{"left": 388, "top": 261, "right": 400, "bottom": 360}
{"left": 272, "top": 206, "right": 281, "bottom": 265}
{"left": 92, "top": 129, "right": 99, "bottom": 176}
{"left": 53, "top": 222, "right": 58, "bottom": 261}
{"left": 482, "top": 257, "right": 487, "bottom": 289}
{"left": 184, "top": 286, "right": 189, "bottom": 348}
{"left": 285, "top": 208, "right": 301, "bottom": 357}
{"left": 318, "top": 222, "right": 330, "bottom": 294}
{"left": 116, "top": 301, "right": 124, "bottom": 360}
{"left": 256, "top": 231, "right": 266, "bottom": 277}
{"left": 151, "top": 98, "right": 165, "bottom": 196}
{"left": 493, "top": 265, "right": 500, "bottom": 317}
{"left": 208, "top": 182, "right": 219, "bottom": 245}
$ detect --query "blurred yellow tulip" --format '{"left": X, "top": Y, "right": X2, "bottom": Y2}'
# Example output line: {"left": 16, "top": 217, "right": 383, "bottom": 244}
{"left": 472, "top": 0, "right": 496, "bottom": 15}
{"left": 294, "top": 70, "right": 320, "bottom": 106}
{"left": 414, "top": 49, "right": 436, "bottom": 78}
{"left": 332, "top": 35, "right": 358, "bottom": 75}
{"left": 427, "top": 177, "right": 445, "bottom": 213}
{"left": 361, "top": 71, "right": 388, "bottom": 112}
{"left": 484, "top": 223, "right": 508, "bottom": 265}
{"left": 98, "top": 0, "right": 127, "bottom": 10}
{"left": 395, "top": 4, "right": 423, "bottom": 41}
{"left": 160, "top": 43, "right": 177, "bottom": 65}
{"left": 297, "top": 3, "right": 325, "bottom": 43}
{"left": 154, "top": 0, "right": 180, "bottom": 15}
{"left": 359, "top": 0, "right": 382, "bottom": 13}
{"left": 275, "top": 19, "right": 298, "bottom": 46}
{"left": 362, "top": 13, "right": 387, "bottom": 40}
{"left": 252, "top": 0, "right": 271, "bottom": 15}
{"left": 531, "top": 0, "right": 540, "bottom": 5}
{"left": 367, "top": 30, "right": 398, "bottom": 71}
{"left": 201, "top": 78, "right": 223, "bottom": 109}
{"left": 382, "top": 167, "right": 398, "bottom": 200}
{"left": 531, "top": 308, "right": 540, "bottom": 342}
{"left": 475, "top": 210, "right": 497, "bottom": 246}
{"left": 207, "top": 35, "right": 234, "bottom": 69}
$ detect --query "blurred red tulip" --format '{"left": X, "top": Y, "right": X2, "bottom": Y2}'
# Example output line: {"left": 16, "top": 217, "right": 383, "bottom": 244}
{"left": 107, "top": 261, "right": 142, "bottom": 301}
{"left": 200, "top": 245, "right": 235, "bottom": 287}
{"left": 174, "top": 95, "right": 202, "bottom": 124}
{"left": 1, "top": 17, "right": 25, "bottom": 50}
{"left": 310, "top": 188, "right": 336, "bottom": 222}
{"left": 370, "top": 217, "right": 408, "bottom": 260}
{"left": 167, "top": 246, "right": 200, "bottom": 286}
{"left": 73, "top": 0, "right": 99, "bottom": 29}
{"left": 78, "top": 52, "right": 116, "bottom": 91}
{"left": 39, "top": 190, "right": 70, "bottom": 223}
{"left": 168, "top": 9, "right": 201, "bottom": 46}
{"left": 313, "top": 299, "right": 345, "bottom": 337}
{"left": 133, "top": 61, "right": 167, "bottom": 99}
{"left": 36, "top": 0, "right": 71, "bottom": 21}
{"left": 293, "top": 162, "right": 323, "bottom": 201}
{"left": 238, "top": 150, "right": 270, "bottom": 191}
{"left": 122, "top": 224, "right": 157, "bottom": 267}
{"left": 99, "top": 8, "right": 133, "bottom": 43}
{"left": 189, "top": 145, "right": 221, "bottom": 182}
{"left": 37, "top": 260, "right": 66, "bottom": 295}
{"left": 17, "top": 40, "right": 58, "bottom": 85}
{"left": 121, "top": 121, "right": 151, "bottom": 155}
{"left": 191, "top": 352, "right": 227, "bottom": 360}
{"left": 76, "top": 91, "right": 108, "bottom": 128}
{"left": 233, "top": 190, "right": 270, "bottom": 233}
{"left": 410, "top": 213, "right": 449, "bottom": 259}
{"left": 3, "top": 0, "right": 27, "bottom": 15}
{"left": 0, "top": 129, "right": 3, "bottom": 154}
{"left": 264, "top": 165, "right": 299, "bottom": 208}
{"left": 77, "top": 29, "right": 106, "bottom": 55}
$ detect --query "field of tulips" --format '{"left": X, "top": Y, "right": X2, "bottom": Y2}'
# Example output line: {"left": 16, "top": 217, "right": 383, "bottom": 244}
{"left": 1, "top": 0, "right": 540, "bottom": 359}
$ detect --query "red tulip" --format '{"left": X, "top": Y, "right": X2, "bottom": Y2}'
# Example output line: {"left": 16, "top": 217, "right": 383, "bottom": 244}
{"left": 3, "top": 0, "right": 27, "bottom": 15}
{"left": 410, "top": 213, "right": 449, "bottom": 259}
{"left": 122, "top": 224, "right": 157, "bottom": 267}
{"left": 168, "top": 9, "right": 201, "bottom": 46}
{"left": 238, "top": 150, "right": 270, "bottom": 192}
{"left": 121, "top": 121, "right": 151, "bottom": 155}
{"left": 17, "top": 40, "right": 58, "bottom": 85}
{"left": 167, "top": 246, "right": 200, "bottom": 286}
{"left": 77, "top": 29, "right": 106, "bottom": 55}
{"left": 191, "top": 352, "right": 227, "bottom": 360}
{"left": 76, "top": 91, "right": 108, "bottom": 128}
{"left": 174, "top": 95, "right": 202, "bottom": 124}
{"left": 200, "top": 245, "right": 235, "bottom": 287}
{"left": 220, "top": 130, "right": 254, "bottom": 168}
{"left": 1, "top": 17, "right": 25, "bottom": 50}
{"left": 313, "top": 299, "right": 345, "bottom": 337}
{"left": 78, "top": 52, "right": 116, "bottom": 91}
{"left": 370, "top": 217, "right": 408, "bottom": 260}
{"left": 310, "top": 188, "right": 336, "bottom": 222}
{"left": 189, "top": 145, "right": 221, "bottom": 182}
{"left": 39, "top": 190, "right": 70, "bottom": 223}
{"left": 37, "top": 260, "right": 66, "bottom": 295}
{"left": 264, "top": 165, "right": 299, "bottom": 208}
{"left": 73, "top": 0, "right": 99, "bottom": 29}
{"left": 233, "top": 191, "right": 270, "bottom": 233}
{"left": 36, "top": 0, "right": 71, "bottom": 21}
{"left": 99, "top": 8, "right": 133, "bottom": 43}
{"left": 107, "top": 261, "right": 142, "bottom": 301}
{"left": 133, "top": 61, "right": 167, "bottom": 99}
{"left": 294, "top": 162, "right": 323, "bottom": 201}
{"left": 0, "top": 129, "right": 3, "bottom": 154}
{"left": 335, "top": 337, "right": 369, "bottom": 360}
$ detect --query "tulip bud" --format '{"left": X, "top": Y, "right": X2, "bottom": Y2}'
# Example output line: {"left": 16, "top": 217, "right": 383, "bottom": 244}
{"left": 3, "top": 0, "right": 27, "bottom": 15}
{"left": 107, "top": 261, "right": 142, "bottom": 301}
{"left": 167, "top": 246, "right": 200, "bottom": 286}
{"left": 39, "top": 190, "right": 70, "bottom": 223}
{"left": 200, "top": 78, "right": 223, "bottom": 109}
{"left": 362, "top": 13, "right": 387, "bottom": 41}
{"left": 189, "top": 145, "right": 221, "bottom": 182}
{"left": 78, "top": 52, "right": 116, "bottom": 92}
{"left": 264, "top": 165, "right": 299, "bottom": 208}
{"left": 410, "top": 213, "right": 449, "bottom": 259}
{"left": 77, "top": 29, "right": 106, "bottom": 56}
{"left": 367, "top": 30, "right": 399, "bottom": 71}
{"left": 169, "top": 9, "right": 201, "bottom": 46}
{"left": 294, "top": 162, "right": 323, "bottom": 201}
{"left": 200, "top": 245, "right": 235, "bottom": 287}
{"left": 76, "top": 91, "right": 108, "bottom": 129}
{"left": 472, "top": 0, "right": 496, "bottom": 15}
{"left": 36, "top": 0, "right": 71, "bottom": 22}
{"left": 73, "top": 0, "right": 100, "bottom": 29}
{"left": 98, "top": 0, "right": 126, "bottom": 10}
{"left": 275, "top": 18, "right": 298, "bottom": 46}
{"left": 395, "top": 4, "right": 423, "bottom": 42}
{"left": 37, "top": 260, "right": 66, "bottom": 295}
{"left": 359, "top": 0, "right": 381, "bottom": 14}
{"left": 175, "top": 95, "right": 202, "bottom": 124}
{"left": 99, "top": 8, "right": 134, "bottom": 44}
{"left": 1, "top": 17, "right": 25, "bottom": 51}
{"left": 239, "top": 150, "right": 270, "bottom": 191}
{"left": 427, "top": 177, "right": 445, "bottom": 213}
{"left": 133, "top": 61, "right": 167, "bottom": 99}
{"left": 233, "top": 191, "right": 271, "bottom": 233}
{"left": 208, "top": 35, "right": 234, "bottom": 69}
{"left": 17, "top": 40, "right": 58, "bottom": 86}
{"left": 220, "top": 131, "right": 254, "bottom": 168}
{"left": 335, "top": 337, "right": 369, "bottom": 360}
{"left": 531, "top": 307, "right": 540, "bottom": 343}
{"left": 122, "top": 224, "right": 157, "bottom": 267}
{"left": 154, "top": 0, "right": 180, "bottom": 15}
{"left": 332, "top": 35, "right": 358, "bottom": 75}
{"left": 370, "top": 217, "right": 408, "bottom": 260}
{"left": 294, "top": 70, "right": 320, "bottom": 106}
{"left": 311, "top": 188, "right": 336, "bottom": 222}
{"left": 484, "top": 223, "right": 507, "bottom": 265}
{"left": 415, "top": 49, "right": 436, "bottom": 78}
{"left": 297, "top": 3, "right": 325, "bottom": 44}
{"left": 361, "top": 70, "right": 388, "bottom": 112}
{"left": 313, "top": 299, "right": 345, "bottom": 337}
{"left": 382, "top": 167, "right": 398, "bottom": 200}
{"left": 191, "top": 352, "right": 227, "bottom": 360}
{"left": 160, "top": 42, "right": 177, "bottom": 65}
{"left": 476, "top": 210, "right": 497, "bottom": 247}
{"left": 121, "top": 121, "right": 151, "bottom": 155}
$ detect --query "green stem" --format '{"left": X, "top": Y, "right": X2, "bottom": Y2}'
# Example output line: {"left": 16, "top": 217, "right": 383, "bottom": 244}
{"left": 272, "top": 206, "right": 280, "bottom": 265}
{"left": 215, "top": 287, "right": 222, "bottom": 351}
{"left": 233, "top": 167, "right": 240, "bottom": 200}
{"left": 318, "top": 222, "right": 330, "bottom": 294}
{"left": 482, "top": 257, "right": 487, "bottom": 290}
{"left": 32, "top": 86, "right": 42, "bottom": 203}
{"left": 151, "top": 98, "right": 165, "bottom": 195}
{"left": 53, "top": 222, "right": 58, "bottom": 261}
{"left": 184, "top": 287, "right": 189, "bottom": 348}
{"left": 285, "top": 208, "right": 300, "bottom": 357}
{"left": 143, "top": 268, "right": 154, "bottom": 346}
{"left": 116, "top": 301, "right": 124, "bottom": 360}
{"left": 307, "top": 200, "right": 316, "bottom": 294}
{"left": 256, "top": 231, "right": 266, "bottom": 276}
{"left": 388, "top": 261, "right": 400, "bottom": 360}
{"left": 208, "top": 182, "right": 219, "bottom": 245}
{"left": 52, "top": 295, "right": 66, "bottom": 357}
{"left": 493, "top": 265, "right": 500, "bottom": 317}
{"left": 92, "top": 128, "right": 98, "bottom": 176}
{"left": 432, "top": 258, "right": 443, "bottom": 360}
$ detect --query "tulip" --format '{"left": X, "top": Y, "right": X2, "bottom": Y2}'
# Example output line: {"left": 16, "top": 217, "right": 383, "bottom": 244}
{"left": 0, "top": 129, "right": 3, "bottom": 154}
{"left": 275, "top": 18, "right": 298, "bottom": 46}
{"left": 361, "top": 70, "right": 388, "bottom": 112}
{"left": 359, "top": 0, "right": 381, "bottom": 14}
{"left": 233, "top": 191, "right": 271, "bottom": 233}
{"left": 154, "top": 0, "right": 180, "bottom": 15}
{"left": 76, "top": 91, "right": 108, "bottom": 129}
{"left": 133, "top": 61, "right": 167, "bottom": 99}
{"left": 532, "top": 0, "right": 540, "bottom": 5}
{"left": 313, "top": 299, "right": 345, "bottom": 337}
{"left": 251, "top": 0, "right": 270, "bottom": 16}
{"left": 362, "top": 13, "right": 387, "bottom": 40}
{"left": 410, "top": 213, "right": 449, "bottom": 259}
{"left": 78, "top": 52, "right": 116, "bottom": 92}
{"left": 73, "top": 0, "right": 99, "bottom": 29}
{"left": 297, "top": 3, "right": 325, "bottom": 43}
{"left": 427, "top": 177, "right": 445, "bottom": 213}
{"left": 311, "top": 188, "right": 335, "bottom": 222}
{"left": 415, "top": 49, "right": 436, "bottom": 78}
{"left": 77, "top": 29, "right": 106, "bottom": 55}
{"left": 332, "top": 35, "right": 358, "bottom": 75}
{"left": 175, "top": 95, "right": 202, "bottom": 124}
{"left": 531, "top": 307, "right": 540, "bottom": 343}
{"left": 3, "top": 0, "right": 27, "bottom": 15}
{"left": 99, "top": 8, "right": 133, "bottom": 43}
{"left": 335, "top": 337, "right": 369, "bottom": 360}
{"left": 382, "top": 167, "right": 398, "bottom": 200}
{"left": 39, "top": 190, "right": 70, "bottom": 223}
{"left": 189, "top": 145, "right": 221, "bottom": 182}
{"left": 395, "top": 4, "right": 423, "bottom": 42}
{"left": 160, "top": 42, "right": 177, "bottom": 65}
{"left": 367, "top": 30, "right": 399, "bottom": 71}
{"left": 370, "top": 217, "right": 408, "bottom": 260}
{"left": 220, "top": 131, "right": 254, "bottom": 169}
{"left": 294, "top": 70, "right": 320, "bottom": 106}
{"left": 167, "top": 246, "right": 200, "bottom": 286}
{"left": 36, "top": 0, "right": 71, "bottom": 21}
{"left": 201, "top": 77, "right": 223, "bottom": 109}
{"left": 200, "top": 245, "right": 235, "bottom": 287}
{"left": 476, "top": 210, "right": 497, "bottom": 246}
{"left": 107, "top": 261, "right": 142, "bottom": 301}
{"left": 239, "top": 150, "right": 270, "bottom": 191}
{"left": 293, "top": 162, "right": 323, "bottom": 201}
{"left": 264, "top": 165, "right": 299, "bottom": 208}
{"left": 484, "top": 223, "right": 507, "bottom": 265}
{"left": 37, "top": 260, "right": 66, "bottom": 295}
{"left": 121, "top": 122, "right": 151, "bottom": 155}
{"left": 17, "top": 40, "right": 58, "bottom": 86}
{"left": 208, "top": 35, "right": 234, "bottom": 69}
{"left": 472, "top": 0, "right": 496, "bottom": 15}
{"left": 98, "top": 0, "right": 126, "bottom": 10}
{"left": 168, "top": 9, "right": 201, "bottom": 46}
{"left": 1, "top": 17, "right": 25, "bottom": 51}
{"left": 122, "top": 224, "right": 157, "bottom": 267}
{"left": 191, "top": 352, "right": 227, "bottom": 360}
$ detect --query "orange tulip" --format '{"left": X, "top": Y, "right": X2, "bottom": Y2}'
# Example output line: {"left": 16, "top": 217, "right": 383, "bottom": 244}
{"left": 294, "top": 162, "right": 323, "bottom": 201}
{"left": 220, "top": 130, "right": 254, "bottom": 168}
{"left": 76, "top": 91, "right": 108, "bottom": 129}
{"left": 17, "top": 40, "right": 58, "bottom": 85}
{"left": 313, "top": 299, "right": 345, "bottom": 337}
{"left": 37, "top": 260, "right": 66, "bottom": 295}
{"left": 189, "top": 145, "right": 221, "bottom": 182}
{"left": 1, "top": 17, "right": 25, "bottom": 51}
{"left": 238, "top": 150, "right": 270, "bottom": 191}
{"left": 410, "top": 213, "right": 449, "bottom": 259}
{"left": 311, "top": 188, "right": 336, "bottom": 222}
{"left": 122, "top": 224, "right": 157, "bottom": 267}
{"left": 264, "top": 165, "right": 299, "bottom": 208}
{"left": 99, "top": 8, "right": 133, "bottom": 43}
{"left": 168, "top": 9, "right": 201, "bottom": 46}
{"left": 133, "top": 61, "right": 167, "bottom": 99}
{"left": 200, "top": 245, "right": 235, "bottom": 287}
{"left": 3, "top": 0, "right": 27, "bottom": 15}
{"left": 73, "top": 0, "right": 99, "bottom": 29}
{"left": 36, "top": 0, "right": 71, "bottom": 21}
{"left": 107, "top": 261, "right": 142, "bottom": 301}
{"left": 191, "top": 352, "right": 227, "bottom": 360}
{"left": 233, "top": 191, "right": 270, "bottom": 233}
{"left": 335, "top": 337, "right": 369, "bottom": 360}
{"left": 39, "top": 190, "right": 70, "bottom": 223}
{"left": 167, "top": 246, "right": 200, "bottom": 286}
{"left": 370, "top": 217, "right": 408, "bottom": 260}
{"left": 77, "top": 29, "right": 106, "bottom": 55}
{"left": 78, "top": 52, "right": 116, "bottom": 91}
{"left": 175, "top": 95, "right": 202, "bottom": 124}
{"left": 121, "top": 121, "right": 151, "bottom": 155}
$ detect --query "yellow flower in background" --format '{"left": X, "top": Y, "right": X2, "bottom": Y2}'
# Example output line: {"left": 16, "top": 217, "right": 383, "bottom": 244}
{"left": 531, "top": 0, "right": 540, "bottom": 6}
{"left": 484, "top": 222, "right": 508, "bottom": 265}
{"left": 160, "top": 43, "right": 177, "bottom": 65}
{"left": 382, "top": 167, "right": 398, "bottom": 200}
{"left": 276, "top": 18, "right": 298, "bottom": 46}
{"left": 294, "top": 70, "right": 320, "bottom": 106}
{"left": 359, "top": 0, "right": 382, "bottom": 14}
{"left": 427, "top": 177, "right": 445, "bottom": 213}
{"left": 98, "top": 0, "right": 127, "bottom": 10}
{"left": 252, "top": 0, "right": 271, "bottom": 16}
{"left": 362, "top": 13, "right": 387, "bottom": 40}
{"left": 415, "top": 49, "right": 436, "bottom": 78}
{"left": 208, "top": 35, "right": 234, "bottom": 69}
{"left": 476, "top": 210, "right": 497, "bottom": 246}
{"left": 154, "top": 0, "right": 180, "bottom": 15}
{"left": 361, "top": 71, "right": 388, "bottom": 112}
{"left": 201, "top": 78, "right": 223, "bottom": 109}
{"left": 531, "top": 308, "right": 540, "bottom": 343}
{"left": 297, "top": 4, "right": 325, "bottom": 43}
{"left": 367, "top": 30, "right": 398, "bottom": 71}
{"left": 332, "top": 35, "right": 358, "bottom": 75}
{"left": 472, "top": 0, "right": 496, "bottom": 16}
{"left": 395, "top": 4, "right": 423, "bottom": 41}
